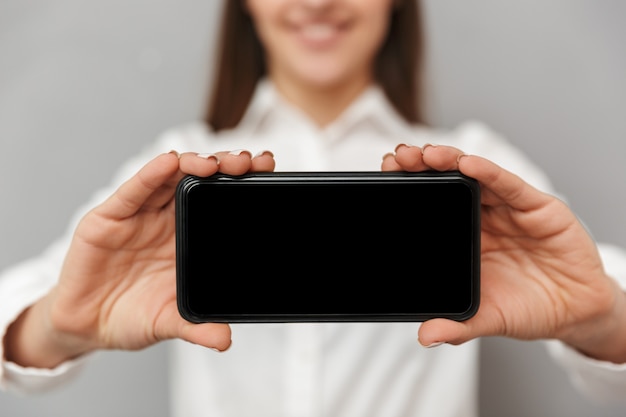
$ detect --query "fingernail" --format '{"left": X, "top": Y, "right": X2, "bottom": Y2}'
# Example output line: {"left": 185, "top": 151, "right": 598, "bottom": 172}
{"left": 382, "top": 152, "right": 395, "bottom": 161}
{"left": 169, "top": 150, "right": 181, "bottom": 158}
{"left": 254, "top": 150, "right": 274, "bottom": 158}
{"left": 421, "top": 143, "right": 436, "bottom": 154}
{"left": 228, "top": 149, "right": 252, "bottom": 157}
{"left": 197, "top": 153, "right": 220, "bottom": 163}
{"left": 394, "top": 143, "right": 417, "bottom": 153}
{"left": 423, "top": 341, "right": 444, "bottom": 348}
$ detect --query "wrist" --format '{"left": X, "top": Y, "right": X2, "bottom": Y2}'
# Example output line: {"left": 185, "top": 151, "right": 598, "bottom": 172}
{"left": 3, "top": 294, "right": 91, "bottom": 369}
{"left": 561, "top": 280, "right": 626, "bottom": 364}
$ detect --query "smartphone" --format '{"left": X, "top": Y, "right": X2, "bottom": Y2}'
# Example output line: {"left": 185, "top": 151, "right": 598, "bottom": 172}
{"left": 175, "top": 171, "right": 481, "bottom": 323}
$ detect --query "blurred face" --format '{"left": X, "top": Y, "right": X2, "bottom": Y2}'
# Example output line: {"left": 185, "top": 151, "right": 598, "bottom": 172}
{"left": 245, "top": 0, "right": 395, "bottom": 91}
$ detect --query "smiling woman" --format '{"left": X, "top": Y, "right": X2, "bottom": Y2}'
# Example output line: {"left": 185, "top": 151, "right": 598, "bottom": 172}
{"left": 1, "top": 1, "right": 626, "bottom": 417}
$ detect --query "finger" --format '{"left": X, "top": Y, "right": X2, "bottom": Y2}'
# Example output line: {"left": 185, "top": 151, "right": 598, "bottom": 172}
{"left": 418, "top": 318, "right": 474, "bottom": 347}
{"left": 420, "top": 145, "right": 554, "bottom": 212}
{"left": 215, "top": 149, "right": 254, "bottom": 176}
{"left": 457, "top": 153, "right": 554, "bottom": 212}
{"left": 179, "top": 321, "right": 233, "bottom": 352}
{"left": 417, "top": 311, "right": 503, "bottom": 347}
{"left": 155, "top": 304, "right": 233, "bottom": 351}
{"left": 420, "top": 144, "right": 466, "bottom": 171}
{"left": 250, "top": 150, "right": 276, "bottom": 172}
{"left": 179, "top": 152, "right": 220, "bottom": 177}
{"left": 381, "top": 152, "right": 402, "bottom": 171}
{"left": 96, "top": 152, "right": 181, "bottom": 219}
{"left": 392, "top": 144, "right": 430, "bottom": 171}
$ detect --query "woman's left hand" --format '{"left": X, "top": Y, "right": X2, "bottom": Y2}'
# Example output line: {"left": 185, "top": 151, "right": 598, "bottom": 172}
{"left": 383, "top": 144, "right": 626, "bottom": 363}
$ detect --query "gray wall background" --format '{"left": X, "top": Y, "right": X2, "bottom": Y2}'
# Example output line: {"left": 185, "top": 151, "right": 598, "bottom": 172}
{"left": 1, "top": 1, "right": 625, "bottom": 416}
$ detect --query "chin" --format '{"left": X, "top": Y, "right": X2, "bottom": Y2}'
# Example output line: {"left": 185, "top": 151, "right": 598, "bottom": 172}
{"left": 293, "top": 65, "right": 358, "bottom": 90}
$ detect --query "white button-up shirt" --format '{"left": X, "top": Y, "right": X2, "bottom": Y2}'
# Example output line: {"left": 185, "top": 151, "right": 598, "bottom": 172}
{"left": 2, "top": 79, "right": 626, "bottom": 417}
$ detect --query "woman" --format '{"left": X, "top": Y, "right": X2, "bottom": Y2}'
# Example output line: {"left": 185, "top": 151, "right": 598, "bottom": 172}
{"left": 2, "top": 1, "right": 626, "bottom": 416}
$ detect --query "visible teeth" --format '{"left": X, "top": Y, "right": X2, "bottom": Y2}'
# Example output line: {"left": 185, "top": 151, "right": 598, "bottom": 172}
{"left": 301, "top": 24, "right": 336, "bottom": 41}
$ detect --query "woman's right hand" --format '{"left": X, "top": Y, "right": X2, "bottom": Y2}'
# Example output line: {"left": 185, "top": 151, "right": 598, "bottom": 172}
{"left": 3, "top": 149, "right": 275, "bottom": 369}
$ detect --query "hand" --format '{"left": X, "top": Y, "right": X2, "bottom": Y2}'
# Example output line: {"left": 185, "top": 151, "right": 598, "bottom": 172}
{"left": 383, "top": 144, "right": 626, "bottom": 363}
{"left": 4, "top": 149, "right": 275, "bottom": 368}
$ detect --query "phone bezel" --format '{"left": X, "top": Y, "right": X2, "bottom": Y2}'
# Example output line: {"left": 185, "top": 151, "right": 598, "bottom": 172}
{"left": 175, "top": 171, "right": 481, "bottom": 323}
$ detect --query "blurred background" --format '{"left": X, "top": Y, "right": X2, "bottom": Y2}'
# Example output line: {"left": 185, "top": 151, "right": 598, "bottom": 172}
{"left": 1, "top": 0, "right": 625, "bottom": 416}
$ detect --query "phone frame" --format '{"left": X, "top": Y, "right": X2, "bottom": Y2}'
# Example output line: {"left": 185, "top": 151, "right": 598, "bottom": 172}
{"left": 176, "top": 171, "right": 481, "bottom": 323}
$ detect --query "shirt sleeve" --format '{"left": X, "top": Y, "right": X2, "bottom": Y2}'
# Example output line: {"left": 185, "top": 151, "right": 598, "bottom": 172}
{"left": 0, "top": 127, "right": 188, "bottom": 394}
{"left": 0, "top": 216, "right": 98, "bottom": 393}
{"left": 545, "top": 243, "right": 626, "bottom": 404}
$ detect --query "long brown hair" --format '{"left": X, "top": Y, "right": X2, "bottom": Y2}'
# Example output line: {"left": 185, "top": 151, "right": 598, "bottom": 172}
{"left": 205, "top": 0, "right": 426, "bottom": 132}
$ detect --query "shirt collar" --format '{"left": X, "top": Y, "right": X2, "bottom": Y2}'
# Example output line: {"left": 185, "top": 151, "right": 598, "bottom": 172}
{"left": 238, "top": 78, "right": 417, "bottom": 142}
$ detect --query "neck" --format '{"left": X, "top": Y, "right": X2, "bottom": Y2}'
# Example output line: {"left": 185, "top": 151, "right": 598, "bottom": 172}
{"left": 271, "top": 73, "right": 372, "bottom": 128}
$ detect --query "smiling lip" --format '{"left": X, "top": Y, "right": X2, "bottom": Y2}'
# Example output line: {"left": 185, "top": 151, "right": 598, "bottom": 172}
{"left": 293, "top": 21, "right": 348, "bottom": 49}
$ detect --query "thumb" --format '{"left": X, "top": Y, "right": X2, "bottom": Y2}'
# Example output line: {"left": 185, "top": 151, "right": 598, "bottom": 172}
{"left": 418, "top": 318, "right": 478, "bottom": 347}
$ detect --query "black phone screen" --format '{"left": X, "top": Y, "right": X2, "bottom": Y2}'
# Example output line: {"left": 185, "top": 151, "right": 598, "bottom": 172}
{"left": 175, "top": 171, "right": 480, "bottom": 322}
